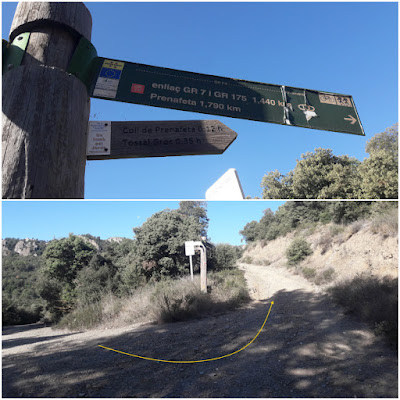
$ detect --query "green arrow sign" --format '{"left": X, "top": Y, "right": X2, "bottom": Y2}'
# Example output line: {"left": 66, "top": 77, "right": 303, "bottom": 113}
{"left": 87, "top": 57, "right": 364, "bottom": 136}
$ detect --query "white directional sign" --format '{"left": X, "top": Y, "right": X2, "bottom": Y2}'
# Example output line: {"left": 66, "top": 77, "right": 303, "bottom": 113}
{"left": 87, "top": 121, "right": 111, "bottom": 156}
{"left": 185, "top": 241, "right": 195, "bottom": 256}
{"left": 205, "top": 168, "right": 245, "bottom": 200}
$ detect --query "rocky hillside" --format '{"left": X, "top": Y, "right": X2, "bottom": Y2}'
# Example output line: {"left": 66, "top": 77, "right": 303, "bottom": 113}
{"left": 2, "top": 238, "right": 47, "bottom": 257}
{"left": 242, "top": 218, "right": 398, "bottom": 286}
{"left": 2, "top": 235, "right": 128, "bottom": 257}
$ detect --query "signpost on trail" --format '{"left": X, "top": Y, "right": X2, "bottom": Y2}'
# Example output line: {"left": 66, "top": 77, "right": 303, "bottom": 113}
{"left": 2, "top": 2, "right": 92, "bottom": 198}
{"left": 185, "top": 241, "right": 195, "bottom": 281}
{"left": 87, "top": 57, "right": 365, "bottom": 136}
{"left": 2, "top": 2, "right": 365, "bottom": 198}
{"left": 185, "top": 240, "right": 207, "bottom": 292}
{"left": 87, "top": 120, "right": 237, "bottom": 160}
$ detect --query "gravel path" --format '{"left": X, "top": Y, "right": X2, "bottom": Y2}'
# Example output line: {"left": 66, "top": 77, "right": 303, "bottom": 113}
{"left": 3, "top": 263, "right": 398, "bottom": 398}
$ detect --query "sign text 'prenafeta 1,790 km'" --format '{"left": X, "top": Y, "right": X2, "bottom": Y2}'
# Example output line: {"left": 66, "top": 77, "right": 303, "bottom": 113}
{"left": 89, "top": 58, "right": 364, "bottom": 136}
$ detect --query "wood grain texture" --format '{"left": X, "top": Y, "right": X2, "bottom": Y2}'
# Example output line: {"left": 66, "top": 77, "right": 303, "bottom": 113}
{"left": 2, "top": 2, "right": 92, "bottom": 199}
{"left": 86, "top": 120, "right": 237, "bottom": 160}
{"left": 9, "top": 2, "right": 92, "bottom": 42}
{"left": 2, "top": 65, "right": 90, "bottom": 198}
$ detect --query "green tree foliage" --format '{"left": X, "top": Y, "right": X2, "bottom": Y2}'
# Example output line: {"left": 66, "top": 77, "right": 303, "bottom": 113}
{"left": 75, "top": 253, "right": 118, "bottom": 305}
{"left": 286, "top": 238, "right": 313, "bottom": 266}
{"left": 261, "top": 170, "right": 294, "bottom": 199}
{"left": 2, "top": 297, "right": 41, "bottom": 326}
{"left": 41, "top": 235, "right": 96, "bottom": 284}
{"left": 2, "top": 253, "right": 44, "bottom": 325}
{"left": 2, "top": 204, "right": 211, "bottom": 325}
{"left": 359, "top": 124, "right": 398, "bottom": 199}
{"left": 209, "top": 244, "right": 242, "bottom": 270}
{"left": 133, "top": 202, "right": 208, "bottom": 281}
{"left": 178, "top": 201, "right": 209, "bottom": 236}
{"left": 241, "top": 203, "right": 331, "bottom": 243}
{"left": 263, "top": 148, "right": 361, "bottom": 199}
{"left": 103, "top": 239, "right": 144, "bottom": 292}
{"left": 257, "top": 208, "right": 281, "bottom": 241}
{"left": 239, "top": 201, "right": 394, "bottom": 243}
{"left": 260, "top": 125, "right": 398, "bottom": 199}
{"left": 239, "top": 221, "right": 259, "bottom": 243}
{"left": 274, "top": 202, "right": 330, "bottom": 230}
{"left": 329, "top": 202, "right": 372, "bottom": 224}
{"left": 39, "top": 235, "right": 97, "bottom": 320}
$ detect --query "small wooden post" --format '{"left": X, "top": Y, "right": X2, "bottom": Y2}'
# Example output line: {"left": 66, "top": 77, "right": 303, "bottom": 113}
{"left": 199, "top": 244, "right": 207, "bottom": 293}
{"left": 2, "top": 2, "right": 92, "bottom": 198}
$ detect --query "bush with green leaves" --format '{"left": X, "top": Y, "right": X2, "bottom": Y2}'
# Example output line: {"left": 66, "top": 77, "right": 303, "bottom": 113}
{"left": 359, "top": 124, "right": 398, "bottom": 199}
{"left": 241, "top": 255, "right": 253, "bottom": 264}
{"left": 2, "top": 297, "right": 42, "bottom": 326}
{"left": 329, "top": 275, "right": 398, "bottom": 347}
{"left": 302, "top": 267, "right": 317, "bottom": 279}
{"left": 38, "top": 235, "right": 97, "bottom": 321}
{"left": 133, "top": 202, "right": 208, "bottom": 281}
{"left": 260, "top": 125, "right": 398, "bottom": 199}
{"left": 286, "top": 237, "right": 313, "bottom": 266}
{"left": 209, "top": 243, "right": 241, "bottom": 271}
{"left": 239, "top": 201, "right": 395, "bottom": 244}
{"left": 2, "top": 253, "right": 44, "bottom": 325}
{"left": 262, "top": 148, "right": 361, "bottom": 199}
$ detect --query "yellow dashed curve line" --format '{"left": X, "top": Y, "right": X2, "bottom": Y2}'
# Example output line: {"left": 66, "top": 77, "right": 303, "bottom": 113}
{"left": 98, "top": 301, "right": 274, "bottom": 364}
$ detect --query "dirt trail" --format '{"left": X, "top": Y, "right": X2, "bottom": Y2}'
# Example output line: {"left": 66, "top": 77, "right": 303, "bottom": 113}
{"left": 240, "top": 262, "right": 318, "bottom": 300}
{"left": 3, "top": 264, "right": 397, "bottom": 398}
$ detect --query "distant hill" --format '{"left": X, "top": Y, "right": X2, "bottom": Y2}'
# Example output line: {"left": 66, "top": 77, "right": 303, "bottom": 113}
{"left": 2, "top": 235, "right": 128, "bottom": 257}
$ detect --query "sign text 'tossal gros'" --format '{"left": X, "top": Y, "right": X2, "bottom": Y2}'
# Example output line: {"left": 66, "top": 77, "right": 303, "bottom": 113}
{"left": 86, "top": 120, "right": 237, "bottom": 160}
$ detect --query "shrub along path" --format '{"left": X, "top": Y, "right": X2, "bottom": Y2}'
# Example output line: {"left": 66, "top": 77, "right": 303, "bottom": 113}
{"left": 3, "top": 263, "right": 397, "bottom": 398}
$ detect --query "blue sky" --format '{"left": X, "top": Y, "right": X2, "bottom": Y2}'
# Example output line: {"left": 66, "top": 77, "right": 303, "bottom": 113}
{"left": 2, "top": 2, "right": 398, "bottom": 199}
{"left": 1, "top": 201, "right": 284, "bottom": 245}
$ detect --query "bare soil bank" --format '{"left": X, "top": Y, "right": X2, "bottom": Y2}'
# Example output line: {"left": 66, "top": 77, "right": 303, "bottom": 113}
{"left": 242, "top": 221, "right": 398, "bottom": 284}
{"left": 3, "top": 262, "right": 397, "bottom": 398}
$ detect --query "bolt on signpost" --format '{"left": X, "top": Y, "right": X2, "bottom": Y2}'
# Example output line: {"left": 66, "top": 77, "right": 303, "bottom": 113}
{"left": 2, "top": 2, "right": 364, "bottom": 198}
{"left": 185, "top": 241, "right": 207, "bottom": 293}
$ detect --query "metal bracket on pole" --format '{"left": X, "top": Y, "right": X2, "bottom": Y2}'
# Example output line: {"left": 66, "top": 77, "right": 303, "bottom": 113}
{"left": 2, "top": 33, "right": 100, "bottom": 95}
{"left": 2, "top": 32, "right": 30, "bottom": 75}
{"left": 67, "top": 36, "right": 99, "bottom": 93}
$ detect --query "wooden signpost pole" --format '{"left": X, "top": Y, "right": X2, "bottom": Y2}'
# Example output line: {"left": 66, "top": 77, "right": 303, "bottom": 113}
{"left": 185, "top": 240, "right": 207, "bottom": 292}
{"left": 200, "top": 247, "right": 207, "bottom": 293}
{"left": 2, "top": 2, "right": 92, "bottom": 198}
{"left": 198, "top": 243, "right": 207, "bottom": 294}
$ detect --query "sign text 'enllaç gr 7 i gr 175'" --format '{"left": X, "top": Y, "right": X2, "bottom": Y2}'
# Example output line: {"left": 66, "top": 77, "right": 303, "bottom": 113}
{"left": 89, "top": 58, "right": 364, "bottom": 136}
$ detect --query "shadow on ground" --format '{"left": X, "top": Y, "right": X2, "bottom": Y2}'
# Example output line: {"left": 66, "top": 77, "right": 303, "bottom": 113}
{"left": 2, "top": 289, "right": 398, "bottom": 398}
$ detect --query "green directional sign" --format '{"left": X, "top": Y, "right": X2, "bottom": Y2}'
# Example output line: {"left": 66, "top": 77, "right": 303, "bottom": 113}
{"left": 88, "top": 57, "right": 364, "bottom": 136}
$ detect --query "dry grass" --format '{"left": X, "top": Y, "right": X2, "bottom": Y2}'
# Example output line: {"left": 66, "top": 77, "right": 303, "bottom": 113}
{"left": 329, "top": 274, "right": 398, "bottom": 348}
{"left": 241, "top": 255, "right": 254, "bottom": 264}
{"left": 252, "top": 258, "right": 271, "bottom": 266}
{"left": 302, "top": 267, "right": 317, "bottom": 279}
{"left": 370, "top": 207, "right": 398, "bottom": 238}
{"left": 57, "top": 269, "right": 250, "bottom": 330}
